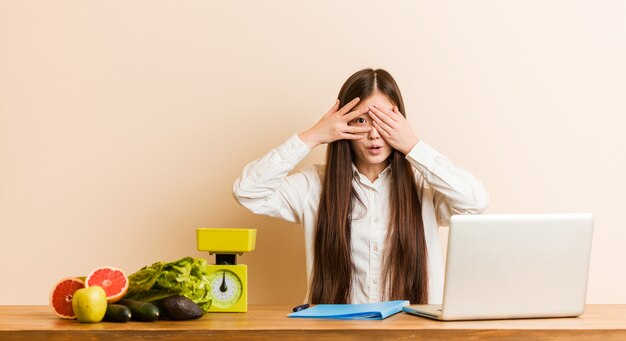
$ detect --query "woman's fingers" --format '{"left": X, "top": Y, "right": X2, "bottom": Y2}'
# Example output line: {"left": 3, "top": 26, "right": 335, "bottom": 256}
{"left": 379, "top": 104, "right": 403, "bottom": 121}
{"left": 345, "top": 125, "right": 371, "bottom": 134}
{"left": 368, "top": 109, "right": 393, "bottom": 135}
{"left": 337, "top": 97, "right": 361, "bottom": 115}
{"left": 372, "top": 120, "right": 391, "bottom": 138}
{"left": 369, "top": 105, "right": 397, "bottom": 126}
{"left": 343, "top": 107, "right": 370, "bottom": 122}
{"left": 323, "top": 99, "right": 340, "bottom": 117}
{"left": 340, "top": 132, "right": 367, "bottom": 140}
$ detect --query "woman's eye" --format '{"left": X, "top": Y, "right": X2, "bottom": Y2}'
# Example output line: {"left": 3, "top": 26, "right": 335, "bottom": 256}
{"left": 356, "top": 117, "right": 367, "bottom": 124}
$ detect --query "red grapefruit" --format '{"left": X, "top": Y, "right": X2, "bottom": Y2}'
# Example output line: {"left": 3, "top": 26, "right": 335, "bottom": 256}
{"left": 49, "top": 277, "right": 85, "bottom": 319}
{"left": 85, "top": 266, "right": 129, "bottom": 303}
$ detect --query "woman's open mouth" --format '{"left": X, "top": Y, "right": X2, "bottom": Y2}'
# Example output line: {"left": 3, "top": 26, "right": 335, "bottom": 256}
{"left": 367, "top": 146, "right": 383, "bottom": 155}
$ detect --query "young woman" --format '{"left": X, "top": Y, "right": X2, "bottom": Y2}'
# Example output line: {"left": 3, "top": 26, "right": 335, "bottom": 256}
{"left": 233, "top": 69, "right": 489, "bottom": 304}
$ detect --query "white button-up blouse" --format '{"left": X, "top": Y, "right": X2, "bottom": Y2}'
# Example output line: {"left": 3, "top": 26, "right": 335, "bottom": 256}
{"left": 233, "top": 134, "right": 489, "bottom": 304}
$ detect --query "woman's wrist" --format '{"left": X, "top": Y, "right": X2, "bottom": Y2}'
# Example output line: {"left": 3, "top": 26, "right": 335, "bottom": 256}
{"left": 400, "top": 138, "right": 420, "bottom": 155}
{"left": 298, "top": 129, "right": 320, "bottom": 149}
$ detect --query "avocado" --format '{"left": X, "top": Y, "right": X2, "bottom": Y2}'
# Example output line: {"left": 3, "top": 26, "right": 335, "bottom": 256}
{"left": 159, "top": 295, "right": 204, "bottom": 320}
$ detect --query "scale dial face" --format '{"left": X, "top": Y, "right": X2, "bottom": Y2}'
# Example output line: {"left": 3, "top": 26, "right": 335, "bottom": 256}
{"left": 207, "top": 269, "right": 243, "bottom": 309}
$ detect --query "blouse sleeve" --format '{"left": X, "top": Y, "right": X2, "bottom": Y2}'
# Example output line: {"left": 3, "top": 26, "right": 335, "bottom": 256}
{"left": 232, "top": 134, "right": 317, "bottom": 224}
{"left": 405, "top": 140, "right": 490, "bottom": 226}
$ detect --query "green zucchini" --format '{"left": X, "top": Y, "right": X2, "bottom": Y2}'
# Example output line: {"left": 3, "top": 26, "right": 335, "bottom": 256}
{"left": 104, "top": 304, "right": 132, "bottom": 322}
{"left": 118, "top": 299, "right": 160, "bottom": 322}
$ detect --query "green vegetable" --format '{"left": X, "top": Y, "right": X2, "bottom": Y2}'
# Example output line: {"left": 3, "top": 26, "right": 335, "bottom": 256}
{"left": 104, "top": 304, "right": 132, "bottom": 322}
{"left": 125, "top": 257, "right": 212, "bottom": 312}
{"left": 118, "top": 299, "right": 160, "bottom": 322}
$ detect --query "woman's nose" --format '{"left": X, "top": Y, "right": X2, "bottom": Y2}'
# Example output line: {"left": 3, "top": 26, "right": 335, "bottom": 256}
{"left": 368, "top": 125, "right": 380, "bottom": 140}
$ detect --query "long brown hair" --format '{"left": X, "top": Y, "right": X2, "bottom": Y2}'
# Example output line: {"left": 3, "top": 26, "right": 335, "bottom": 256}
{"left": 310, "top": 69, "right": 428, "bottom": 304}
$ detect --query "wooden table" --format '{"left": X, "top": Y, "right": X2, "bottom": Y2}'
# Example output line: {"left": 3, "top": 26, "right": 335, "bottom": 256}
{"left": 1, "top": 304, "right": 625, "bottom": 340}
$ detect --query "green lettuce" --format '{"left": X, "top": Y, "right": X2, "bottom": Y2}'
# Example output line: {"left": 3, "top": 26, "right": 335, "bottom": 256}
{"left": 125, "top": 257, "right": 212, "bottom": 312}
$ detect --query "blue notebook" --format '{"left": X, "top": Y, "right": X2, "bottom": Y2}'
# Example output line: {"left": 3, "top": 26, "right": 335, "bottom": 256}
{"left": 287, "top": 300, "right": 410, "bottom": 320}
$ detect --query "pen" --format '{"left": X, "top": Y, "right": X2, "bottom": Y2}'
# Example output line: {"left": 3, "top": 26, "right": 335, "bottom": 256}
{"left": 292, "top": 303, "right": 310, "bottom": 312}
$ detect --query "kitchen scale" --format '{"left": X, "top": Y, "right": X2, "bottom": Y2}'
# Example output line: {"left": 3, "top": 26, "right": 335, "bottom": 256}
{"left": 196, "top": 228, "right": 256, "bottom": 312}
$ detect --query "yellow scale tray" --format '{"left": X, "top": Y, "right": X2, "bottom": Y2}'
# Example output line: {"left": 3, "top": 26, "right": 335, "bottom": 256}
{"left": 196, "top": 228, "right": 256, "bottom": 253}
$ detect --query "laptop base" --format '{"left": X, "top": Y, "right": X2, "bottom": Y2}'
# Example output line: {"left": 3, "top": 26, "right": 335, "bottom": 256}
{"left": 403, "top": 305, "right": 444, "bottom": 320}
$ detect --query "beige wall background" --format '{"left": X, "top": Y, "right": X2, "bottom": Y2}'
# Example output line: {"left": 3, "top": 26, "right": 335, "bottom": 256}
{"left": 1, "top": 0, "right": 625, "bottom": 305}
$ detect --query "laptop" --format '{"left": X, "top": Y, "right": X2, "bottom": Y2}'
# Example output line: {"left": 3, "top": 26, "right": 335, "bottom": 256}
{"left": 403, "top": 213, "right": 594, "bottom": 321}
